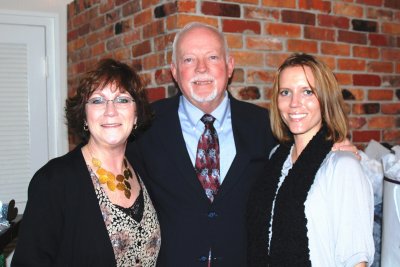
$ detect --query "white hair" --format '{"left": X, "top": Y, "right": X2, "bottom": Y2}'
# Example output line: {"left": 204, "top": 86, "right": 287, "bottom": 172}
{"left": 171, "top": 22, "right": 230, "bottom": 65}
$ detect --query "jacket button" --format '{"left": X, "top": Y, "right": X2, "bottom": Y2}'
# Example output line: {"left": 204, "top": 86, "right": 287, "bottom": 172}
{"left": 208, "top": 211, "right": 217, "bottom": 218}
{"left": 199, "top": 256, "right": 207, "bottom": 262}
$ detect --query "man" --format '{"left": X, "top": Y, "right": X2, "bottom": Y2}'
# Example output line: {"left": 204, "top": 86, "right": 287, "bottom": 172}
{"left": 127, "top": 22, "right": 356, "bottom": 266}
{"left": 127, "top": 22, "right": 274, "bottom": 266}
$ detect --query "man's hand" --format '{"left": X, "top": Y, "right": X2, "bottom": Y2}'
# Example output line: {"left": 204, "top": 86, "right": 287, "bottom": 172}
{"left": 332, "top": 138, "right": 361, "bottom": 160}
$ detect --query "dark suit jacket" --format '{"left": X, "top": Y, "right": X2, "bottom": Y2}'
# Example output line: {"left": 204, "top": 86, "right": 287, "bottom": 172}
{"left": 127, "top": 94, "right": 275, "bottom": 267}
{"left": 12, "top": 146, "right": 117, "bottom": 267}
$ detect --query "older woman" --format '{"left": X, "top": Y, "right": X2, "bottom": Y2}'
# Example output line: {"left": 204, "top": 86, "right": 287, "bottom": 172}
{"left": 12, "top": 59, "right": 160, "bottom": 266}
{"left": 247, "top": 53, "right": 374, "bottom": 266}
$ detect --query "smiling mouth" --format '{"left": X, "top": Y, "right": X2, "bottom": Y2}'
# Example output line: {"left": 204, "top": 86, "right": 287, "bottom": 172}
{"left": 192, "top": 80, "right": 213, "bottom": 85}
{"left": 101, "top": 123, "right": 121, "bottom": 127}
{"left": 289, "top": 113, "right": 307, "bottom": 120}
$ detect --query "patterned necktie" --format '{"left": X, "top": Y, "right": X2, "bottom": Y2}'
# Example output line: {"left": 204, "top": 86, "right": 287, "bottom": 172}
{"left": 195, "top": 114, "right": 220, "bottom": 202}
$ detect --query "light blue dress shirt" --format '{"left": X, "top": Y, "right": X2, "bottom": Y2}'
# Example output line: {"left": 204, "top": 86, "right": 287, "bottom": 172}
{"left": 178, "top": 92, "right": 236, "bottom": 184}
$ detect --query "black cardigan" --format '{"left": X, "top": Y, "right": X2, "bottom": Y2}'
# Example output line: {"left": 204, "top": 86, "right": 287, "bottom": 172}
{"left": 12, "top": 146, "right": 117, "bottom": 267}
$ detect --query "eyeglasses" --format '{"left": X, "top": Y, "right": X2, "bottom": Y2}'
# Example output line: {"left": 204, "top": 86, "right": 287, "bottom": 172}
{"left": 86, "top": 96, "right": 135, "bottom": 109}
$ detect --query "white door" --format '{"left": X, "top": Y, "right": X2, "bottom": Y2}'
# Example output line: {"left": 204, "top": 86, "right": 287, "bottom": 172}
{"left": 0, "top": 22, "right": 48, "bottom": 212}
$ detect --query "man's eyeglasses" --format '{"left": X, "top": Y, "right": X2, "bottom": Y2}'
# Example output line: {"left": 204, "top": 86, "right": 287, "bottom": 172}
{"left": 86, "top": 96, "right": 135, "bottom": 109}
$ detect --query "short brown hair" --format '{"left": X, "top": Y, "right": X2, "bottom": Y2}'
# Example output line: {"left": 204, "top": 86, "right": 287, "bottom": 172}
{"left": 270, "top": 53, "right": 348, "bottom": 143}
{"left": 65, "top": 58, "right": 153, "bottom": 142}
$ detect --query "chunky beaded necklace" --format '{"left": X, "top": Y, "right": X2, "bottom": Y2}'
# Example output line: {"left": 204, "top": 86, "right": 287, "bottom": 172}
{"left": 87, "top": 146, "right": 133, "bottom": 199}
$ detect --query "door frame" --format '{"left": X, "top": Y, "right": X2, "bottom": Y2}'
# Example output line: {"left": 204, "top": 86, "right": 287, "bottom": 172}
{"left": 0, "top": 10, "right": 68, "bottom": 159}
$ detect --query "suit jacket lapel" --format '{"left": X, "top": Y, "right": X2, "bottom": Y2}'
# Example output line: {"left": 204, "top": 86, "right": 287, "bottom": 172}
{"left": 156, "top": 95, "right": 209, "bottom": 201}
{"left": 215, "top": 95, "right": 251, "bottom": 202}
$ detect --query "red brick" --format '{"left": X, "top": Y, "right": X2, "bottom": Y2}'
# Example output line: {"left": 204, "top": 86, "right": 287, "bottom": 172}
{"left": 231, "top": 51, "right": 264, "bottom": 67}
{"left": 177, "top": 1, "right": 196, "bottom": 12}
{"left": 223, "top": 19, "right": 261, "bottom": 34}
{"left": 382, "top": 103, "right": 400, "bottom": 114}
{"left": 99, "top": 0, "right": 114, "bottom": 14}
{"left": 143, "top": 20, "right": 165, "bottom": 39}
{"left": 143, "top": 53, "right": 166, "bottom": 70}
{"left": 226, "top": 34, "right": 244, "bottom": 49}
{"left": 338, "top": 59, "right": 366, "bottom": 71}
{"left": 333, "top": 2, "right": 364, "bottom": 18}
{"left": 382, "top": 48, "right": 400, "bottom": 61}
{"left": 384, "top": 0, "right": 400, "bottom": 9}
{"left": 238, "top": 86, "right": 261, "bottom": 100}
{"left": 113, "top": 47, "right": 131, "bottom": 61}
{"left": 155, "top": 68, "right": 173, "bottom": 84}
{"left": 91, "top": 42, "right": 105, "bottom": 56}
{"left": 321, "top": 42, "right": 350, "bottom": 56}
{"left": 262, "top": 0, "right": 296, "bottom": 8}
{"left": 367, "top": 61, "right": 394, "bottom": 73}
{"left": 338, "top": 30, "right": 367, "bottom": 44}
{"left": 369, "top": 33, "right": 394, "bottom": 47}
{"left": 68, "top": 29, "right": 79, "bottom": 42}
{"left": 247, "top": 69, "right": 275, "bottom": 84}
{"left": 368, "top": 116, "right": 396, "bottom": 128}
{"left": 352, "top": 103, "right": 380, "bottom": 114}
{"left": 246, "top": 36, "right": 283, "bottom": 51}
{"left": 265, "top": 23, "right": 301, "bottom": 38}
{"left": 122, "top": 1, "right": 141, "bottom": 17}
{"left": 353, "top": 46, "right": 379, "bottom": 59}
{"left": 396, "top": 63, "right": 400, "bottom": 73}
{"left": 345, "top": 88, "right": 365, "bottom": 100}
{"left": 132, "top": 40, "right": 151, "bottom": 57}
{"left": 244, "top": 6, "right": 280, "bottom": 20}
{"left": 299, "top": 0, "right": 331, "bottom": 12}
{"left": 90, "top": 16, "right": 105, "bottom": 31}
{"left": 382, "top": 22, "right": 400, "bottom": 35}
{"left": 356, "top": 0, "right": 383, "bottom": 6}
{"left": 201, "top": 1, "right": 240, "bottom": 17}
{"left": 123, "top": 29, "right": 141, "bottom": 46}
{"left": 142, "top": 0, "right": 159, "bottom": 9}
{"left": 368, "top": 89, "right": 394, "bottom": 100}
{"left": 383, "top": 129, "right": 400, "bottom": 143}
{"left": 154, "top": 2, "right": 178, "bottom": 18}
{"left": 318, "top": 56, "right": 336, "bottom": 70}
{"left": 154, "top": 33, "right": 175, "bottom": 51}
{"left": 348, "top": 117, "right": 367, "bottom": 129}
{"left": 335, "top": 73, "right": 352, "bottom": 85}
{"left": 318, "top": 14, "right": 349, "bottom": 29}
{"left": 134, "top": 9, "right": 152, "bottom": 27}
{"left": 115, "top": 0, "right": 129, "bottom": 6}
{"left": 106, "top": 36, "right": 123, "bottom": 51}
{"left": 229, "top": 0, "right": 258, "bottom": 3}
{"left": 281, "top": 10, "right": 316, "bottom": 25}
{"left": 265, "top": 52, "right": 291, "bottom": 68}
{"left": 287, "top": 39, "right": 318, "bottom": 53}
{"left": 231, "top": 68, "right": 245, "bottom": 83}
{"left": 171, "top": 14, "right": 218, "bottom": 30}
{"left": 304, "top": 26, "right": 335, "bottom": 41}
{"left": 353, "top": 74, "right": 381, "bottom": 86}
{"left": 382, "top": 76, "right": 400, "bottom": 87}
{"left": 352, "top": 130, "right": 381, "bottom": 142}
{"left": 147, "top": 87, "right": 167, "bottom": 103}
{"left": 366, "top": 7, "right": 393, "bottom": 20}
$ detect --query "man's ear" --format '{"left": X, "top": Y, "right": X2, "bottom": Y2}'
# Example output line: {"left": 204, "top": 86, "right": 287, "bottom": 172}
{"left": 227, "top": 56, "right": 234, "bottom": 78}
{"left": 171, "top": 63, "right": 177, "bottom": 81}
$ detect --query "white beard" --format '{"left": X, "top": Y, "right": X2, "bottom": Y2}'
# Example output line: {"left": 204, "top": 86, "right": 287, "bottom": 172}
{"left": 188, "top": 76, "right": 218, "bottom": 103}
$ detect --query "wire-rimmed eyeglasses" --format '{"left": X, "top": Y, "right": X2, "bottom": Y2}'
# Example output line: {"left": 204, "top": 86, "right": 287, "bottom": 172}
{"left": 86, "top": 96, "right": 135, "bottom": 109}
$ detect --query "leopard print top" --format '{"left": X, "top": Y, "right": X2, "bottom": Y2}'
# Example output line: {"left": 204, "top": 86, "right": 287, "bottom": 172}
{"left": 89, "top": 166, "right": 161, "bottom": 267}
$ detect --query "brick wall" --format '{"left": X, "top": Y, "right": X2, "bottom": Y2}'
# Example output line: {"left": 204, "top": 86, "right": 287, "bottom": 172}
{"left": 67, "top": 0, "right": 400, "bottom": 148}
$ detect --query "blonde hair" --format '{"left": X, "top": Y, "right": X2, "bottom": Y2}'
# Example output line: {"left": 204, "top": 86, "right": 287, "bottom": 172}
{"left": 270, "top": 53, "right": 348, "bottom": 143}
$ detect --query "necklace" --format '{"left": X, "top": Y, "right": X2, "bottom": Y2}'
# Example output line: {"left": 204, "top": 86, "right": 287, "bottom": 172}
{"left": 87, "top": 146, "right": 133, "bottom": 199}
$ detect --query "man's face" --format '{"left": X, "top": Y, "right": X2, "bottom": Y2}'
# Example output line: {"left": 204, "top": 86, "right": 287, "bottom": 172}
{"left": 171, "top": 26, "right": 234, "bottom": 113}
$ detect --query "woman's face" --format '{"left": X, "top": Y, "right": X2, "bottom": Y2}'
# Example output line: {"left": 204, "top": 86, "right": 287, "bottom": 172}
{"left": 277, "top": 66, "right": 322, "bottom": 144}
{"left": 85, "top": 83, "right": 136, "bottom": 149}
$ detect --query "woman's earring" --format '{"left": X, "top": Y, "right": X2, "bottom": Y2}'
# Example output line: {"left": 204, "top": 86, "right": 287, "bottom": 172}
{"left": 83, "top": 120, "right": 89, "bottom": 131}
{"left": 133, "top": 124, "right": 138, "bottom": 130}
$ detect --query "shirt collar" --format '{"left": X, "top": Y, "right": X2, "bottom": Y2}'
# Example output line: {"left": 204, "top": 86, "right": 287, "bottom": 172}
{"left": 180, "top": 92, "right": 229, "bottom": 129}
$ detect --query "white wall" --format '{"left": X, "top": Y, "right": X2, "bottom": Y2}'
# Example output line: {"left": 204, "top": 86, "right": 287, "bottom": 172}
{"left": 0, "top": 0, "right": 72, "bottom": 154}
{"left": 0, "top": 2, "right": 72, "bottom": 265}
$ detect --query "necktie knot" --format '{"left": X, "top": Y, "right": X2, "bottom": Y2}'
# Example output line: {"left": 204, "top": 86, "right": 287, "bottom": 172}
{"left": 201, "top": 114, "right": 215, "bottom": 126}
